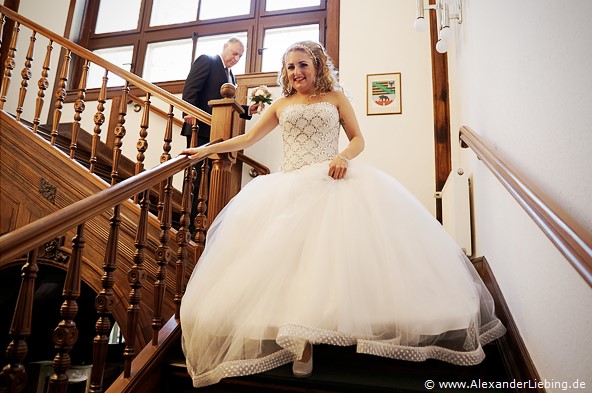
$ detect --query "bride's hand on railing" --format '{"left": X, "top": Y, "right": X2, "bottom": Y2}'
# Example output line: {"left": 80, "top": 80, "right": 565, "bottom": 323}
{"left": 180, "top": 146, "right": 208, "bottom": 161}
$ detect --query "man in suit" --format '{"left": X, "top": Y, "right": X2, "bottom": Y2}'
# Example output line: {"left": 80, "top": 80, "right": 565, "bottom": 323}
{"left": 181, "top": 37, "right": 260, "bottom": 235}
{"left": 181, "top": 37, "right": 256, "bottom": 147}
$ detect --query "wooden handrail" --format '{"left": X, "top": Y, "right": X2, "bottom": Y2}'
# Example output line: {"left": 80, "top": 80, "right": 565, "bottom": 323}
{"left": 0, "top": 143, "right": 216, "bottom": 264}
{"left": 237, "top": 151, "right": 271, "bottom": 175}
{"left": 0, "top": 4, "right": 211, "bottom": 125}
{"left": 128, "top": 93, "right": 185, "bottom": 129}
{"left": 459, "top": 125, "right": 592, "bottom": 287}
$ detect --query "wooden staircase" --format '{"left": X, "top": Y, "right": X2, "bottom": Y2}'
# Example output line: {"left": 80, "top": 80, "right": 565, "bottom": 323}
{"left": 0, "top": 5, "right": 551, "bottom": 392}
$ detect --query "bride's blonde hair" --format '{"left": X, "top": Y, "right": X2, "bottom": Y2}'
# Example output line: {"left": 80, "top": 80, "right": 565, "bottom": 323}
{"left": 279, "top": 41, "right": 340, "bottom": 97}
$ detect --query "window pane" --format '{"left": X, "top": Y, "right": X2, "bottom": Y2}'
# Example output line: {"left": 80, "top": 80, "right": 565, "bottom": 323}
{"left": 94, "top": 0, "right": 141, "bottom": 34}
{"left": 87, "top": 46, "right": 134, "bottom": 88}
{"left": 199, "top": 0, "right": 251, "bottom": 20}
{"left": 150, "top": 0, "right": 198, "bottom": 26}
{"left": 195, "top": 32, "right": 248, "bottom": 75}
{"left": 265, "top": 0, "right": 321, "bottom": 12}
{"left": 144, "top": 39, "right": 194, "bottom": 83}
{"left": 261, "top": 24, "right": 319, "bottom": 72}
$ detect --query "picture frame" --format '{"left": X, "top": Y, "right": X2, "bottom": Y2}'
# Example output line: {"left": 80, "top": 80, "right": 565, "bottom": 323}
{"left": 366, "top": 73, "right": 402, "bottom": 115}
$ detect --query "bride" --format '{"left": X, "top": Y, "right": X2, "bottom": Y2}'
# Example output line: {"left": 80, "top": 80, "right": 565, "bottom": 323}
{"left": 179, "top": 40, "right": 505, "bottom": 388}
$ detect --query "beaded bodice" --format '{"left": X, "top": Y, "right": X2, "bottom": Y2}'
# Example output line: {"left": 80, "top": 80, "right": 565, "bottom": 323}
{"left": 279, "top": 102, "right": 340, "bottom": 172}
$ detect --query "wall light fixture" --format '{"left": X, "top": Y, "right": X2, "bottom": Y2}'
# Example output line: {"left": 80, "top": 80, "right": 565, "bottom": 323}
{"left": 414, "top": 0, "right": 462, "bottom": 54}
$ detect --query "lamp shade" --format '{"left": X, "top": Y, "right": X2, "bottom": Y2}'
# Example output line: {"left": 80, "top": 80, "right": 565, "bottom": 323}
{"left": 436, "top": 39, "right": 448, "bottom": 53}
{"left": 414, "top": 17, "right": 428, "bottom": 32}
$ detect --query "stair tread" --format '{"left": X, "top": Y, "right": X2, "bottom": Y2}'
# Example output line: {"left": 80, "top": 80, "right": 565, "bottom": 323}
{"left": 168, "top": 343, "right": 512, "bottom": 392}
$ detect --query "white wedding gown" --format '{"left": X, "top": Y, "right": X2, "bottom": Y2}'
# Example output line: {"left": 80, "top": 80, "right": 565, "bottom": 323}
{"left": 180, "top": 102, "right": 506, "bottom": 388}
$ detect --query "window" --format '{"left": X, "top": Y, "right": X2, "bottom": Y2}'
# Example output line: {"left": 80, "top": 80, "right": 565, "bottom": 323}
{"left": 94, "top": 0, "right": 142, "bottom": 34}
{"left": 86, "top": 46, "right": 133, "bottom": 88}
{"left": 149, "top": 0, "right": 199, "bottom": 27}
{"left": 144, "top": 39, "right": 194, "bottom": 83}
{"left": 76, "top": 0, "right": 337, "bottom": 94}
{"left": 265, "top": 0, "right": 321, "bottom": 12}
{"left": 260, "top": 24, "right": 319, "bottom": 72}
{"left": 199, "top": 0, "right": 251, "bottom": 20}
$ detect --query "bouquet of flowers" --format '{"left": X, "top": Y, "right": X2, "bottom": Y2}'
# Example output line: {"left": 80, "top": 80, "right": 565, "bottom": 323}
{"left": 250, "top": 85, "right": 273, "bottom": 112}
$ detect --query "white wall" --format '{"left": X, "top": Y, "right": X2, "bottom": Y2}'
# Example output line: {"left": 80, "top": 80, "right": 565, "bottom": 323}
{"left": 446, "top": 0, "right": 592, "bottom": 390}
{"left": 339, "top": 0, "right": 436, "bottom": 214}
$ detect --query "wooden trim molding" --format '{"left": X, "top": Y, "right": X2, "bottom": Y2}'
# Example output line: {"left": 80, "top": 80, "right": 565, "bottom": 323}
{"left": 428, "top": 0, "right": 452, "bottom": 224}
{"left": 460, "top": 126, "right": 592, "bottom": 288}
{"left": 473, "top": 257, "right": 545, "bottom": 393}
{"left": 326, "top": 0, "right": 340, "bottom": 68}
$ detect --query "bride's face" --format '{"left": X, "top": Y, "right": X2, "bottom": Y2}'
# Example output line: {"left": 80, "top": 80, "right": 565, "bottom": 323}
{"left": 285, "top": 50, "right": 317, "bottom": 95}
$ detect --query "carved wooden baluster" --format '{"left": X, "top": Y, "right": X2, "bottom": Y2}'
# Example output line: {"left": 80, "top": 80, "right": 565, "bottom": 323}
{"left": 153, "top": 178, "right": 172, "bottom": 343}
{"left": 0, "top": 13, "right": 4, "bottom": 46}
{"left": 0, "top": 249, "right": 39, "bottom": 393}
{"left": 194, "top": 158, "right": 210, "bottom": 262}
{"left": 15, "top": 30, "right": 35, "bottom": 121}
{"left": 50, "top": 49, "right": 71, "bottom": 146}
{"left": 47, "top": 224, "right": 85, "bottom": 393}
{"left": 174, "top": 164, "right": 194, "bottom": 319}
{"left": 133, "top": 93, "right": 150, "bottom": 203}
{"left": 110, "top": 82, "right": 129, "bottom": 185}
{"left": 88, "top": 205, "right": 120, "bottom": 393}
{"left": 32, "top": 39, "right": 53, "bottom": 134}
{"left": 123, "top": 190, "right": 149, "bottom": 377}
{"left": 152, "top": 104, "right": 173, "bottom": 342}
{"left": 89, "top": 70, "right": 108, "bottom": 174}
{"left": 190, "top": 121, "right": 199, "bottom": 149}
{"left": 156, "top": 105, "right": 174, "bottom": 221}
{"left": 69, "top": 58, "right": 89, "bottom": 159}
{"left": 135, "top": 93, "right": 150, "bottom": 175}
{"left": 0, "top": 21, "right": 19, "bottom": 110}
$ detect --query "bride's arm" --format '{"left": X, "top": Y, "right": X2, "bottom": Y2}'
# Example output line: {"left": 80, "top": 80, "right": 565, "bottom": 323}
{"left": 328, "top": 91, "right": 365, "bottom": 179}
{"left": 180, "top": 100, "right": 282, "bottom": 161}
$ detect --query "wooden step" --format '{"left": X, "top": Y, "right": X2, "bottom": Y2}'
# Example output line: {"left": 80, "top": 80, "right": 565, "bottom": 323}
{"left": 165, "top": 343, "right": 512, "bottom": 392}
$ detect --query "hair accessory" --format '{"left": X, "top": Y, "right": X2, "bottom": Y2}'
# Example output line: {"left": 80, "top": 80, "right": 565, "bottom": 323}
{"left": 291, "top": 44, "right": 317, "bottom": 64}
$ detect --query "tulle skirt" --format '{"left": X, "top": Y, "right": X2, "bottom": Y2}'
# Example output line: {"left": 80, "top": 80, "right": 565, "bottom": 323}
{"left": 180, "top": 162, "right": 506, "bottom": 388}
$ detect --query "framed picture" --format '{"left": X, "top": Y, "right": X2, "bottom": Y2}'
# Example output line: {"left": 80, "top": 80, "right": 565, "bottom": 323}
{"left": 366, "top": 73, "right": 402, "bottom": 115}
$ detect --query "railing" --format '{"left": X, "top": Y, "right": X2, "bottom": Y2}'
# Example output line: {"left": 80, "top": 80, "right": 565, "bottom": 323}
{"left": 128, "top": 93, "right": 270, "bottom": 177}
{"left": 0, "top": 143, "right": 209, "bottom": 392}
{"left": 0, "top": 5, "right": 256, "bottom": 392}
{"left": 459, "top": 125, "right": 592, "bottom": 288}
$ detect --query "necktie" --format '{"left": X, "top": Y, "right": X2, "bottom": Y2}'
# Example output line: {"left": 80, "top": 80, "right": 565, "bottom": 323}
{"left": 224, "top": 67, "right": 232, "bottom": 84}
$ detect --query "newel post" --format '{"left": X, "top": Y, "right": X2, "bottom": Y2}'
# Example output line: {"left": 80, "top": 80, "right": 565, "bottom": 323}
{"left": 206, "top": 83, "right": 244, "bottom": 223}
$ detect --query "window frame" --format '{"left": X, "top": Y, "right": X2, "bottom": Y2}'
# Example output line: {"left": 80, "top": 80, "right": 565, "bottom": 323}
{"left": 66, "top": 0, "right": 339, "bottom": 101}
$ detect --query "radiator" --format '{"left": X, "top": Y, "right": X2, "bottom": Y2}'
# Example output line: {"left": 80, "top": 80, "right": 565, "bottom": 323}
{"left": 440, "top": 168, "right": 473, "bottom": 257}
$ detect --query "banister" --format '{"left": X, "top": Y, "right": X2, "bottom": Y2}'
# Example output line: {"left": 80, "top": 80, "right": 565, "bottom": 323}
{"left": 459, "top": 125, "right": 592, "bottom": 287}
{"left": 0, "top": 4, "right": 211, "bottom": 125}
{"left": 0, "top": 140, "right": 219, "bottom": 264}
{"left": 128, "top": 93, "right": 271, "bottom": 176}
{"left": 237, "top": 151, "right": 271, "bottom": 175}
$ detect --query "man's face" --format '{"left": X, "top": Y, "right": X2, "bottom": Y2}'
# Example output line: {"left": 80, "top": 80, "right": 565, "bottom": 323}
{"left": 221, "top": 42, "right": 244, "bottom": 68}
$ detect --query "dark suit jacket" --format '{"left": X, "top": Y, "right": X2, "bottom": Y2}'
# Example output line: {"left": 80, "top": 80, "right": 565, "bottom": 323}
{"left": 180, "top": 54, "right": 250, "bottom": 140}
